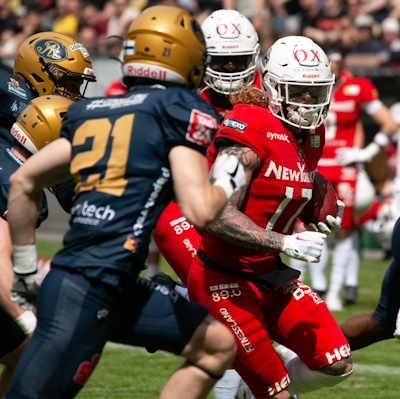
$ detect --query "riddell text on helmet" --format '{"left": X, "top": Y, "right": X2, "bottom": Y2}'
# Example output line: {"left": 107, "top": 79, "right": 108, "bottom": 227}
{"left": 10, "top": 125, "right": 27, "bottom": 145}
{"left": 126, "top": 66, "right": 167, "bottom": 80}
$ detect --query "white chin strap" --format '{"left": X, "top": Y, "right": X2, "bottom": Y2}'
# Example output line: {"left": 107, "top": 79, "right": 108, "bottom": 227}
{"left": 287, "top": 105, "right": 320, "bottom": 129}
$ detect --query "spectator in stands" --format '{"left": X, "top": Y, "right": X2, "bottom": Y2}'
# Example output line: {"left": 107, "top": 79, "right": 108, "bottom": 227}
{"left": 106, "top": 0, "right": 140, "bottom": 39}
{"left": 298, "top": 0, "right": 323, "bottom": 37}
{"left": 267, "top": 0, "right": 302, "bottom": 42}
{"left": 357, "top": 0, "right": 391, "bottom": 22}
{"left": 222, "top": 0, "right": 271, "bottom": 51}
{"left": 388, "top": 0, "right": 400, "bottom": 19}
{"left": 77, "top": 25, "right": 98, "bottom": 54}
{"left": 0, "top": 8, "right": 43, "bottom": 58}
{"left": 51, "top": 0, "right": 80, "bottom": 37}
{"left": 381, "top": 17, "right": 400, "bottom": 63}
{"left": 302, "top": 0, "right": 358, "bottom": 50}
{"left": 0, "top": 0, "right": 19, "bottom": 49}
{"left": 349, "top": 14, "right": 386, "bottom": 53}
{"left": 381, "top": 17, "right": 400, "bottom": 49}
{"left": 78, "top": 2, "right": 108, "bottom": 53}
{"left": 189, "top": 0, "right": 223, "bottom": 25}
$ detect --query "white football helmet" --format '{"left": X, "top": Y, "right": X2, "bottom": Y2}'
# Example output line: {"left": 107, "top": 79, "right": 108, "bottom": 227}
{"left": 201, "top": 9, "right": 260, "bottom": 94}
{"left": 261, "top": 36, "right": 334, "bottom": 130}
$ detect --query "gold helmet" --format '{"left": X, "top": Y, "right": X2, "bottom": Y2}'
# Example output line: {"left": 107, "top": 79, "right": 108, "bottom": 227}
{"left": 10, "top": 95, "right": 73, "bottom": 154}
{"left": 13, "top": 31, "right": 96, "bottom": 99}
{"left": 122, "top": 5, "right": 206, "bottom": 91}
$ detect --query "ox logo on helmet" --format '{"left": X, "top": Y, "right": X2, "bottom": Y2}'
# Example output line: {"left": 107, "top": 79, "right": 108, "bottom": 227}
{"left": 34, "top": 39, "right": 68, "bottom": 61}
{"left": 216, "top": 22, "right": 242, "bottom": 38}
{"left": 293, "top": 47, "right": 321, "bottom": 67}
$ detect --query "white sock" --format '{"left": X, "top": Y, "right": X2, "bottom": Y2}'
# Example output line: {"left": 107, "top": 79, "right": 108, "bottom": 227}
{"left": 328, "top": 236, "right": 353, "bottom": 295}
{"left": 146, "top": 263, "right": 159, "bottom": 278}
{"left": 309, "top": 240, "right": 329, "bottom": 292}
{"left": 285, "top": 356, "right": 352, "bottom": 395}
{"left": 275, "top": 344, "right": 298, "bottom": 364}
{"left": 290, "top": 258, "right": 307, "bottom": 280}
{"left": 345, "top": 232, "right": 360, "bottom": 287}
{"left": 213, "top": 369, "right": 242, "bottom": 399}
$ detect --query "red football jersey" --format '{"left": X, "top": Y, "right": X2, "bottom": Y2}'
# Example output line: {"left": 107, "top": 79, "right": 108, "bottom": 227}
{"left": 321, "top": 71, "right": 379, "bottom": 163}
{"left": 200, "top": 104, "right": 325, "bottom": 275}
{"left": 154, "top": 75, "right": 262, "bottom": 282}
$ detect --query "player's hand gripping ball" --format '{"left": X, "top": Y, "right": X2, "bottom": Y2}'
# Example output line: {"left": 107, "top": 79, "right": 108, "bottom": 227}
{"left": 299, "top": 172, "right": 343, "bottom": 235}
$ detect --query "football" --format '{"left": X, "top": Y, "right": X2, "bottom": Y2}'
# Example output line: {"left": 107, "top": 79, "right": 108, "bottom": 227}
{"left": 299, "top": 172, "right": 338, "bottom": 225}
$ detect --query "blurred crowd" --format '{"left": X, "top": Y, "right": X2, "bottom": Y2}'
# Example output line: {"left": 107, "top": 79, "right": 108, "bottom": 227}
{"left": 2, "top": 0, "right": 400, "bottom": 66}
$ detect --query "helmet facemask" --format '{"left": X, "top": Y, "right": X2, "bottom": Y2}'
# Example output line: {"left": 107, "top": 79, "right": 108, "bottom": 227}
{"left": 263, "top": 74, "right": 333, "bottom": 130}
{"left": 203, "top": 51, "right": 259, "bottom": 95}
{"left": 40, "top": 58, "right": 96, "bottom": 100}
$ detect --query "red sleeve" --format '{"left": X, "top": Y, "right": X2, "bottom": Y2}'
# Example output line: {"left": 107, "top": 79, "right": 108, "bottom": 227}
{"left": 214, "top": 104, "right": 268, "bottom": 160}
{"left": 353, "top": 77, "right": 379, "bottom": 103}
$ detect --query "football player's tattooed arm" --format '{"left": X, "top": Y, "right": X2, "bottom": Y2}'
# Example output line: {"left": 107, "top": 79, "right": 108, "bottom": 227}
{"left": 206, "top": 144, "right": 284, "bottom": 252}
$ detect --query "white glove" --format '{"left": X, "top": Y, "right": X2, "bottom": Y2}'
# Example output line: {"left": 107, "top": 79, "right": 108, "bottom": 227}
{"left": 13, "top": 310, "right": 37, "bottom": 336}
{"left": 303, "top": 200, "right": 345, "bottom": 236}
{"left": 210, "top": 153, "right": 246, "bottom": 199}
{"left": 282, "top": 231, "right": 327, "bottom": 263}
{"left": 12, "top": 244, "right": 42, "bottom": 296}
{"left": 12, "top": 272, "right": 42, "bottom": 296}
{"left": 336, "top": 143, "right": 380, "bottom": 166}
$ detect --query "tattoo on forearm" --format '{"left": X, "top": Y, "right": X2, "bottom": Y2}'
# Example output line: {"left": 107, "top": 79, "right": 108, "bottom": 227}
{"left": 208, "top": 144, "right": 283, "bottom": 252}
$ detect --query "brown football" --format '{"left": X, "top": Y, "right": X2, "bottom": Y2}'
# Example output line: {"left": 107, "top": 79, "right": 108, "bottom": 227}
{"left": 299, "top": 172, "right": 338, "bottom": 225}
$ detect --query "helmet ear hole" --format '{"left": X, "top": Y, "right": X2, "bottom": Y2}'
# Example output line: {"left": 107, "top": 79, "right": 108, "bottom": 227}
{"left": 32, "top": 74, "right": 44, "bottom": 83}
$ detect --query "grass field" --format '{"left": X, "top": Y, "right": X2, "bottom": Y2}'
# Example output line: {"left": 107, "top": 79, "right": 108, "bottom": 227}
{"left": 30, "top": 239, "right": 400, "bottom": 398}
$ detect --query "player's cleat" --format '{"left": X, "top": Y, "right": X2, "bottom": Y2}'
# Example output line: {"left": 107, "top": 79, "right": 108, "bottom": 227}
{"left": 325, "top": 292, "right": 343, "bottom": 311}
{"left": 344, "top": 286, "right": 358, "bottom": 304}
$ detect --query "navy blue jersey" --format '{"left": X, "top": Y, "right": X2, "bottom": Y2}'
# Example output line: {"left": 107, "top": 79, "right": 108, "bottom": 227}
{"left": 49, "top": 178, "right": 76, "bottom": 213}
{"left": 0, "top": 144, "right": 48, "bottom": 226}
{"left": 0, "top": 68, "right": 36, "bottom": 147}
{"left": 52, "top": 85, "right": 218, "bottom": 275}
